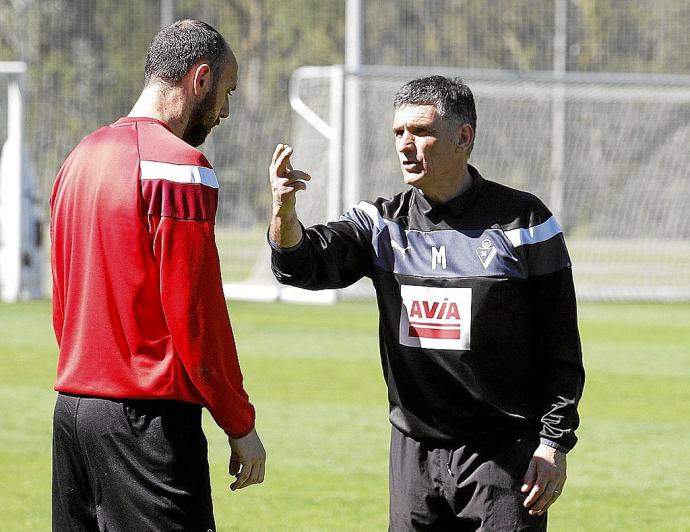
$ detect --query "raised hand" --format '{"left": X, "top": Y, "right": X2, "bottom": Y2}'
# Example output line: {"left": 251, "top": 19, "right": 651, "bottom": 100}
{"left": 268, "top": 143, "right": 311, "bottom": 248}
{"left": 269, "top": 143, "right": 311, "bottom": 216}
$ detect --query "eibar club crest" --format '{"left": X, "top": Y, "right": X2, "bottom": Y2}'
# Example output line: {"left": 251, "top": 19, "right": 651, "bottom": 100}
{"left": 475, "top": 239, "right": 497, "bottom": 270}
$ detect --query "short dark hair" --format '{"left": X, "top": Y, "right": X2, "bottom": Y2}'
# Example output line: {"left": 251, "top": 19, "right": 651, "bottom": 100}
{"left": 393, "top": 76, "right": 477, "bottom": 146}
{"left": 144, "top": 20, "right": 227, "bottom": 86}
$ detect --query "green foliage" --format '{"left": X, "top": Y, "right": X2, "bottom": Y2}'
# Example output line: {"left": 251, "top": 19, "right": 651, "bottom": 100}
{"left": 573, "top": 0, "right": 690, "bottom": 73}
{"left": 1, "top": 300, "right": 689, "bottom": 530}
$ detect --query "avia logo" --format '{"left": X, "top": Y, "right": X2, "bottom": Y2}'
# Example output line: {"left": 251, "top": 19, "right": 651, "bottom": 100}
{"left": 399, "top": 285, "right": 472, "bottom": 350}
{"left": 391, "top": 239, "right": 410, "bottom": 258}
{"left": 409, "top": 298, "right": 461, "bottom": 320}
{"left": 408, "top": 298, "right": 461, "bottom": 339}
{"left": 475, "top": 239, "right": 497, "bottom": 270}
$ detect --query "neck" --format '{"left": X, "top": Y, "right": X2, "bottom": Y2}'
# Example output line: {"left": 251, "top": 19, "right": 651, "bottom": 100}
{"left": 128, "top": 83, "right": 189, "bottom": 139}
{"left": 421, "top": 164, "right": 472, "bottom": 203}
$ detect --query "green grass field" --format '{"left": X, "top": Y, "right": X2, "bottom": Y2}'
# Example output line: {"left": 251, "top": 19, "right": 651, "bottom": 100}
{"left": 1, "top": 300, "right": 689, "bottom": 531}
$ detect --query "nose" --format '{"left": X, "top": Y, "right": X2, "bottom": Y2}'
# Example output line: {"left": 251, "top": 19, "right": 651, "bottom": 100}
{"left": 219, "top": 94, "right": 230, "bottom": 119}
{"left": 399, "top": 130, "right": 415, "bottom": 152}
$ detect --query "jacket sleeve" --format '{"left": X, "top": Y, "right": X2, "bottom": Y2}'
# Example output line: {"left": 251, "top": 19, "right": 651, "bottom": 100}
{"left": 528, "top": 236, "right": 585, "bottom": 453}
{"left": 270, "top": 204, "right": 375, "bottom": 290}
{"left": 152, "top": 215, "right": 255, "bottom": 438}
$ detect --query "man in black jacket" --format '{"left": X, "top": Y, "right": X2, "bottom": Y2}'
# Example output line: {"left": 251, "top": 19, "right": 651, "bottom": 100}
{"left": 268, "top": 76, "right": 584, "bottom": 531}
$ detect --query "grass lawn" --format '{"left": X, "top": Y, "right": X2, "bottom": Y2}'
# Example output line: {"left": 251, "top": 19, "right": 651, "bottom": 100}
{"left": 1, "top": 300, "right": 689, "bottom": 531}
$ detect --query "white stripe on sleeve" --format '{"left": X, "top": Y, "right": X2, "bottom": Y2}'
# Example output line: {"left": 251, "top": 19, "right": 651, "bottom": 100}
{"left": 353, "top": 201, "right": 386, "bottom": 231}
{"left": 139, "top": 160, "right": 219, "bottom": 189}
{"left": 503, "top": 216, "right": 563, "bottom": 247}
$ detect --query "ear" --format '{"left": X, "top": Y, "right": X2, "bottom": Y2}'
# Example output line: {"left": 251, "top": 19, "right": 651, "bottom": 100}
{"left": 191, "top": 63, "right": 212, "bottom": 98}
{"left": 456, "top": 124, "right": 474, "bottom": 154}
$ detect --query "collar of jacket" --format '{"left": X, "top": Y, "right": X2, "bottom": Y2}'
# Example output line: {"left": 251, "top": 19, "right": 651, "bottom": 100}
{"left": 412, "top": 164, "right": 485, "bottom": 217}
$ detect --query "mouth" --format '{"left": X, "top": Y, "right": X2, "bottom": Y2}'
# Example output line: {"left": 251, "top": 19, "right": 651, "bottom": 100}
{"left": 401, "top": 160, "right": 422, "bottom": 173}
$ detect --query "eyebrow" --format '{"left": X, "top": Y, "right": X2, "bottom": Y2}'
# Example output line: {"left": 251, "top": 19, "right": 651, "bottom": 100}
{"left": 392, "top": 123, "right": 434, "bottom": 131}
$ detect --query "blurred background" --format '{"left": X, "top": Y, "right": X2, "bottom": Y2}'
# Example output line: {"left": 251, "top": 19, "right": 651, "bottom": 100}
{"left": 1, "top": 0, "right": 689, "bottom": 303}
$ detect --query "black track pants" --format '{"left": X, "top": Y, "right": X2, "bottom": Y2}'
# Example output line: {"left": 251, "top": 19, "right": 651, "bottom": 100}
{"left": 389, "top": 426, "right": 547, "bottom": 531}
{"left": 52, "top": 393, "right": 215, "bottom": 532}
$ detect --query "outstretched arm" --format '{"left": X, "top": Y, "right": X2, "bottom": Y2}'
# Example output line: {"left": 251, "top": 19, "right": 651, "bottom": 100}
{"left": 268, "top": 143, "right": 373, "bottom": 289}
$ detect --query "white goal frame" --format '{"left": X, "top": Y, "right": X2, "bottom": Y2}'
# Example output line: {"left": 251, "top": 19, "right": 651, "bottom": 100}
{"left": 0, "top": 62, "right": 27, "bottom": 302}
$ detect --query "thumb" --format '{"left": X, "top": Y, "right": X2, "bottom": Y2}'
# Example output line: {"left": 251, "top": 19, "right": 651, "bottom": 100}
{"left": 229, "top": 452, "right": 241, "bottom": 476}
{"left": 521, "top": 457, "right": 537, "bottom": 493}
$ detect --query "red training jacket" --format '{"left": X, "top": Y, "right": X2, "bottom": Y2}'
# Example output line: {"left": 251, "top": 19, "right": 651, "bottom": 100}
{"left": 50, "top": 116, "right": 255, "bottom": 438}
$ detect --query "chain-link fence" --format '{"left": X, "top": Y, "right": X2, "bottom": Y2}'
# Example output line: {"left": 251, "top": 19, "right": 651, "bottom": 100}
{"left": 1, "top": 0, "right": 689, "bottom": 299}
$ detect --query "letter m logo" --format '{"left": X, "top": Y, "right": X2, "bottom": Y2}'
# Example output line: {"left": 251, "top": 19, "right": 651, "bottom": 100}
{"left": 431, "top": 245, "right": 447, "bottom": 270}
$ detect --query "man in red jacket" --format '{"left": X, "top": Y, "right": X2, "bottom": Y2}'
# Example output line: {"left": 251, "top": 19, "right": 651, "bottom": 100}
{"left": 50, "top": 20, "right": 265, "bottom": 531}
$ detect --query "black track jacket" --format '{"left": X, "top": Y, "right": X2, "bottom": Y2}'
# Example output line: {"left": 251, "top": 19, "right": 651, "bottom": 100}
{"left": 271, "top": 165, "right": 584, "bottom": 452}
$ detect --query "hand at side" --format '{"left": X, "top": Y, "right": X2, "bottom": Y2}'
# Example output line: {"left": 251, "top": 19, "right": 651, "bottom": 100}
{"left": 521, "top": 443, "right": 567, "bottom": 515}
{"left": 228, "top": 428, "right": 266, "bottom": 491}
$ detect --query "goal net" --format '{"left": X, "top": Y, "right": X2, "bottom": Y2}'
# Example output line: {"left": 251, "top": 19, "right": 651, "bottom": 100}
{"left": 222, "top": 66, "right": 690, "bottom": 302}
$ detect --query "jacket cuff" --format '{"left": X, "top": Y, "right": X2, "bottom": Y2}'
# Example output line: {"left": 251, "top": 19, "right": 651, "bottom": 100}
{"left": 225, "top": 421, "right": 255, "bottom": 440}
{"left": 266, "top": 227, "right": 305, "bottom": 253}
{"left": 539, "top": 437, "right": 571, "bottom": 454}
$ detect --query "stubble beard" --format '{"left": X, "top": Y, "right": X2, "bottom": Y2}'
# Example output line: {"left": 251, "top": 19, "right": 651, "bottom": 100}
{"left": 182, "top": 88, "right": 218, "bottom": 147}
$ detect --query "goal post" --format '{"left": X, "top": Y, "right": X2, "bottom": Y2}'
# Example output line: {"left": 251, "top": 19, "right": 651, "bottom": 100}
{"left": 222, "top": 65, "right": 690, "bottom": 303}
{"left": 0, "top": 62, "right": 43, "bottom": 302}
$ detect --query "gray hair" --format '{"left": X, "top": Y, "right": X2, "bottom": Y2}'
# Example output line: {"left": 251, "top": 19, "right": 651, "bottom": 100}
{"left": 393, "top": 76, "right": 477, "bottom": 150}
